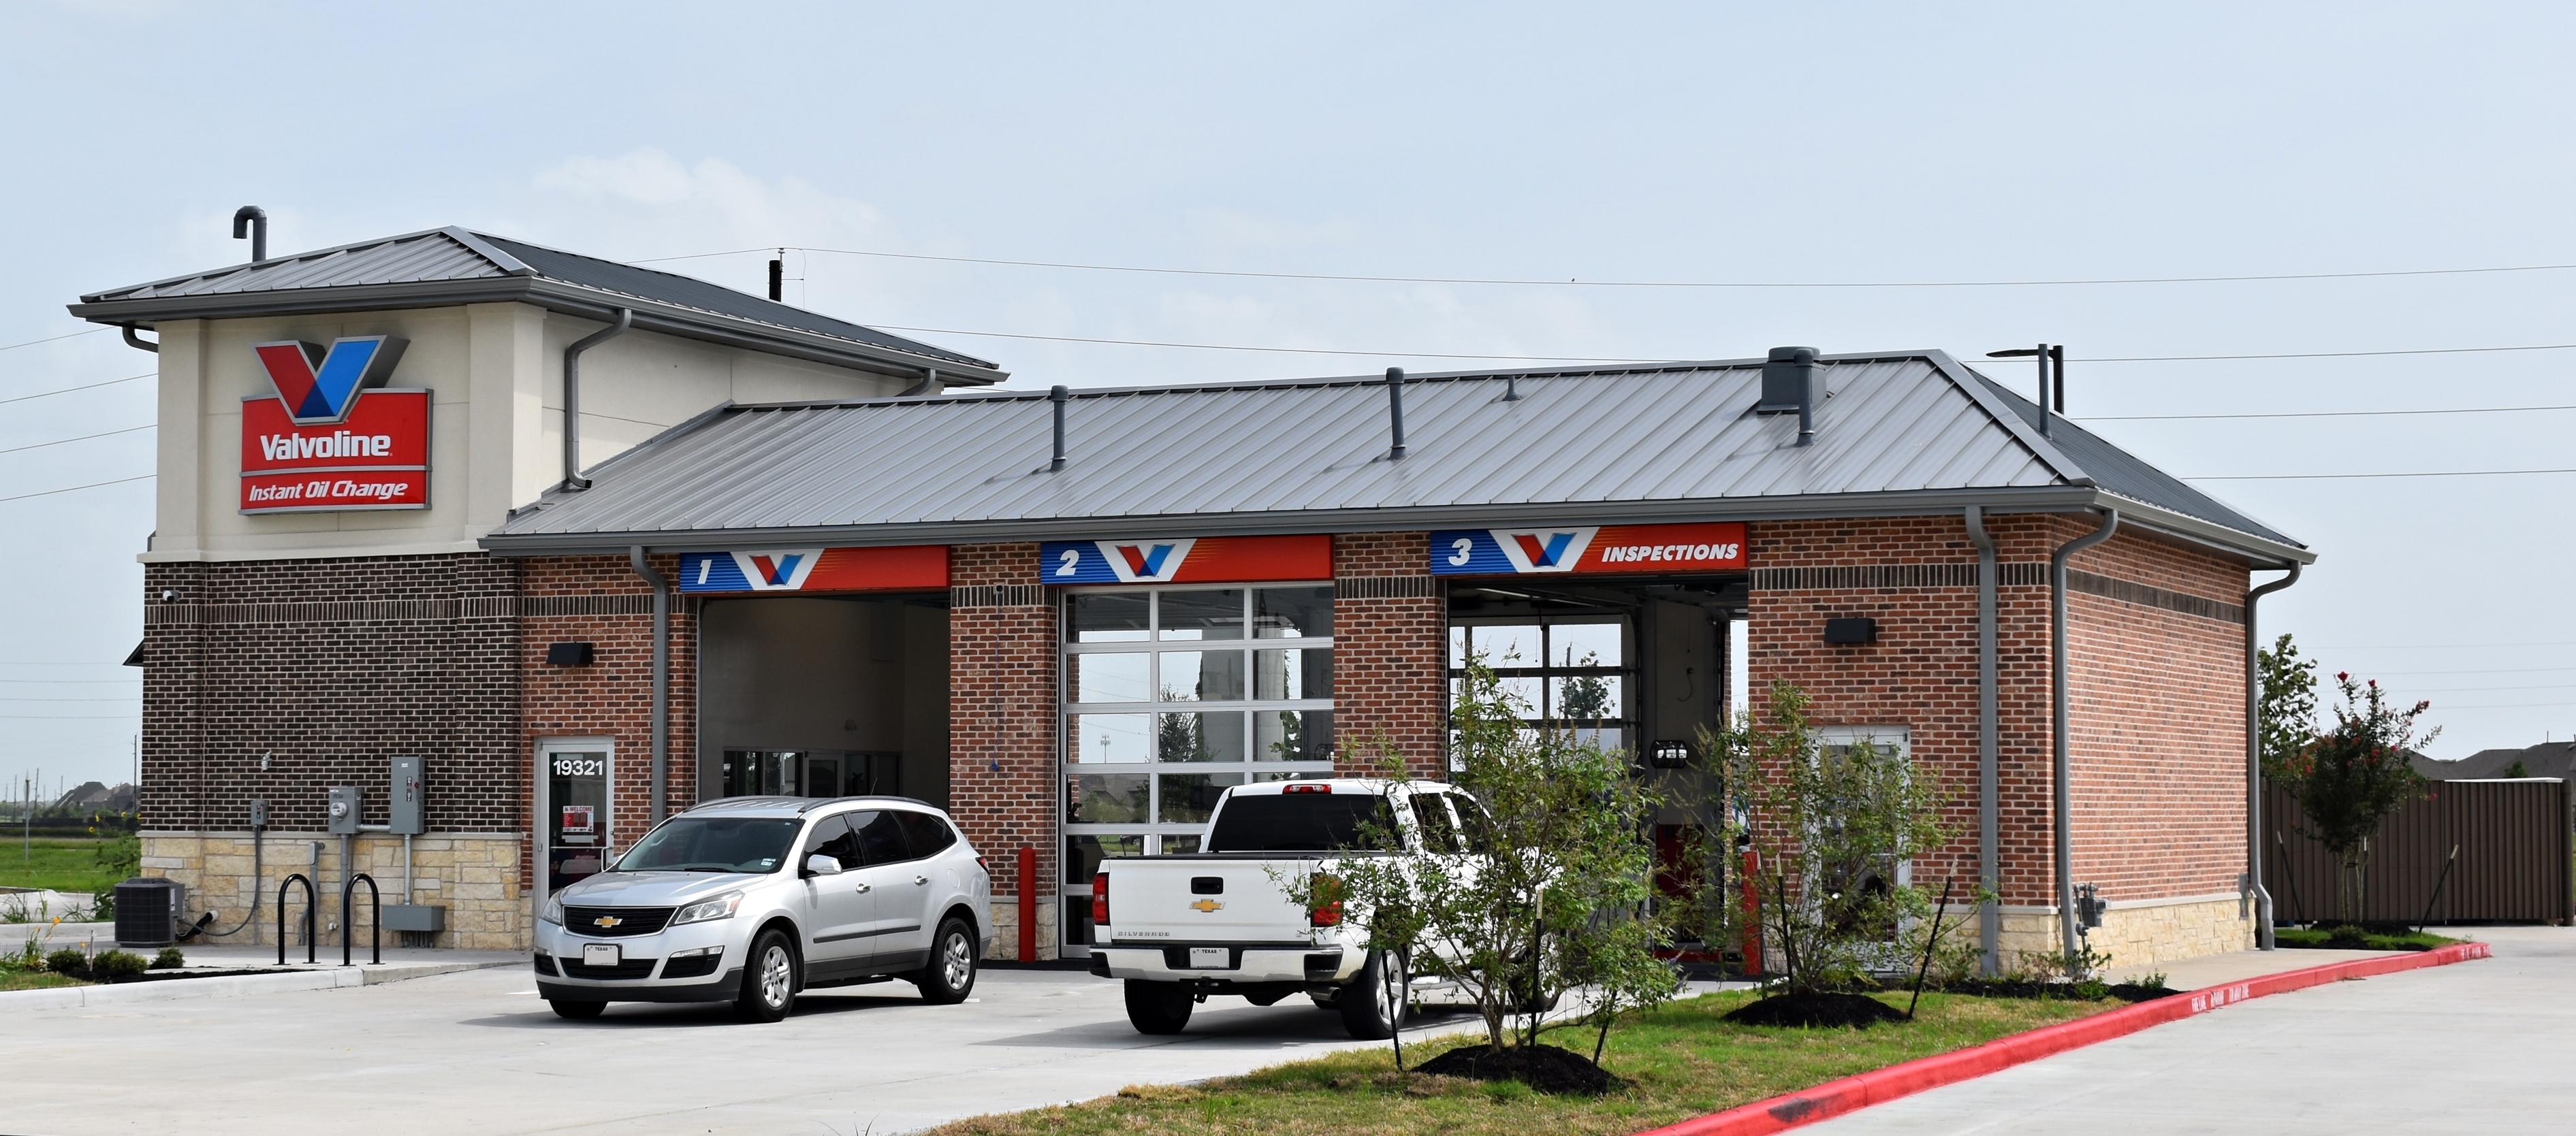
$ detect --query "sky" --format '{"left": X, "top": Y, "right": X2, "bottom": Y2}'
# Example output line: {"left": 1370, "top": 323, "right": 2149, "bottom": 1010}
{"left": 3, "top": 2, "right": 2571, "bottom": 792}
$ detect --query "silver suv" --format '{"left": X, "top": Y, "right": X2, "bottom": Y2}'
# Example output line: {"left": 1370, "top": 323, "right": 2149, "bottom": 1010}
{"left": 535, "top": 796, "right": 993, "bottom": 1022}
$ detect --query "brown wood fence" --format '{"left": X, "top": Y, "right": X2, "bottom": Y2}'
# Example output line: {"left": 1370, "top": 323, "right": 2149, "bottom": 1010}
{"left": 2264, "top": 779, "right": 2572, "bottom": 925}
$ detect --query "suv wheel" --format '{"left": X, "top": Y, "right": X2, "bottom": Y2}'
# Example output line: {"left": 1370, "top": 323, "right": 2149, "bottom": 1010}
{"left": 1339, "top": 950, "right": 1408, "bottom": 1040}
{"left": 1124, "top": 979, "right": 1194, "bottom": 1035}
{"left": 913, "top": 916, "right": 979, "bottom": 1004}
{"left": 734, "top": 929, "right": 799, "bottom": 1023}
{"left": 548, "top": 999, "right": 605, "bottom": 1020}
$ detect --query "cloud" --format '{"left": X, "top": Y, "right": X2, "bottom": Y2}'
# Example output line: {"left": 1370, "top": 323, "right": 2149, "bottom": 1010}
{"left": 528, "top": 148, "right": 891, "bottom": 258}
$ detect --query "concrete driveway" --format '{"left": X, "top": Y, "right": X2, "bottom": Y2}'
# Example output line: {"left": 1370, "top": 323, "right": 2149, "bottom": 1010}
{"left": 1806, "top": 926, "right": 2576, "bottom": 1135}
{"left": 0, "top": 962, "right": 1482, "bottom": 1136}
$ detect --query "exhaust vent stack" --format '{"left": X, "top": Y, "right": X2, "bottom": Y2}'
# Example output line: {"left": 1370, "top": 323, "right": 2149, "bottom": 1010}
{"left": 231, "top": 206, "right": 268, "bottom": 263}
{"left": 1755, "top": 346, "right": 1821, "bottom": 447}
{"left": 1385, "top": 367, "right": 1407, "bottom": 459}
{"left": 1049, "top": 385, "right": 1070, "bottom": 472}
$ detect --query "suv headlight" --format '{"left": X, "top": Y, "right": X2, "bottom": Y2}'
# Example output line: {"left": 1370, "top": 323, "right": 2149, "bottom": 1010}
{"left": 672, "top": 891, "right": 744, "bottom": 926}
{"left": 541, "top": 893, "right": 563, "bottom": 926}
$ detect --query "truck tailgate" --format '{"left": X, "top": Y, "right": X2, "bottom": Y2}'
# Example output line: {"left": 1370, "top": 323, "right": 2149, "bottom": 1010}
{"left": 1104, "top": 856, "right": 1317, "bottom": 943}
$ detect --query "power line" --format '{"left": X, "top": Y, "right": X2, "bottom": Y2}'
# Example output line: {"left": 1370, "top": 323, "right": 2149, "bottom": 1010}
{"left": 2064, "top": 342, "right": 2576, "bottom": 363}
{"left": 0, "top": 423, "right": 153, "bottom": 456}
{"left": 0, "top": 329, "right": 106, "bottom": 353}
{"left": 2187, "top": 468, "right": 2576, "bottom": 482}
{"left": 0, "top": 374, "right": 151, "bottom": 407}
{"left": 0, "top": 698, "right": 135, "bottom": 703}
{"left": 2082, "top": 403, "right": 2576, "bottom": 423}
{"left": 2310, "top": 640, "right": 2576, "bottom": 650}
{"left": 0, "top": 714, "right": 136, "bottom": 720}
{"left": 0, "top": 679, "right": 140, "bottom": 685}
{"left": 0, "top": 473, "right": 153, "bottom": 504}
{"left": 2421, "top": 702, "right": 2576, "bottom": 712}
{"left": 875, "top": 325, "right": 1668, "bottom": 363}
{"left": 629, "top": 244, "right": 2576, "bottom": 290}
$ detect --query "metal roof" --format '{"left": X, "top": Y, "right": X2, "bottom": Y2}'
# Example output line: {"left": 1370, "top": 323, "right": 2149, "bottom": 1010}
{"left": 483, "top": 350, "right": 2309, "bottom": 566}
{"left": 68, "top": 227, "right": 1004, "bottom": 384}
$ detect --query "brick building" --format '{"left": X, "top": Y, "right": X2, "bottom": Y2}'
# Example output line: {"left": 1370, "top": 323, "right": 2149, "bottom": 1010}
{"left": 75, "top": 227, "right": 2312, "bottom": 970}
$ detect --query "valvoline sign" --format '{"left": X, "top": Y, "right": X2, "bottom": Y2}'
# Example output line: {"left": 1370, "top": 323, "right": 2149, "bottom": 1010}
{"left": 1431, "top": 523, "right": 1747, "bottom": 575}
{"left": 238, "top": 335, "right": 429, "bottom": 513}
{"left": 1041, "top": 535, "right": 1331, "bottom": 585}
{"left": 678, "top": 546, "right": 949, "bottom": 594}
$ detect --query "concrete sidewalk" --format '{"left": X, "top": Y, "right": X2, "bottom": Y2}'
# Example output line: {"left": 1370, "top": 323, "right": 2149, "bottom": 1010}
{"left": 2112, "top": 943, "right": 2409, "bottom": 990}
{"left": 1807, "top": 926, "right": 2571, "bottom": 1134}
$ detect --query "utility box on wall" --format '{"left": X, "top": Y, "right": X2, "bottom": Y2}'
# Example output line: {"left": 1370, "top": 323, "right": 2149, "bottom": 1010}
{"left": 389, "top": 756, "right": 426, "bottom": 835}
{"left": 325, "top": 785, "right": 363, "bottom": 835}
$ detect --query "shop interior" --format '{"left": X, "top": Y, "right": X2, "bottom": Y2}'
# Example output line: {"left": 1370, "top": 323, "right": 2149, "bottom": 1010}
{"left": 695, "top": 594, "right": 953, "bottom": 808}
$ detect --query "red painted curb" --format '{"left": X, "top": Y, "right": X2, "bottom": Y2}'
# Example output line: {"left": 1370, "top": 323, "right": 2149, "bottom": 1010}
{"left": 1636, "top": 941, "right": 2492, "bottom": 1136}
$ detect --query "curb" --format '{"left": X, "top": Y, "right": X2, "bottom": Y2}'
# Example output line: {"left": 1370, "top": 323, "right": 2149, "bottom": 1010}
{"left": 0, "top": 960, "right": 513, "bottom": 1011}
{"left": 1637, "top": 941, "right": 2494, "bottom": 1136}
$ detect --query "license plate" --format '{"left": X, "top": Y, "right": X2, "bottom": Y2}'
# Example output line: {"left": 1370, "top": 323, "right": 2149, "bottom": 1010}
{"left": 582, "top": 943, "right": 621, "bottom": 967}
{"left": 1188, "top": 947, "right": 1228, "bottom": 969}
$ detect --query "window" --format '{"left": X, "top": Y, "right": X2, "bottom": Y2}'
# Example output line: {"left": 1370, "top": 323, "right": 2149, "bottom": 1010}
{"left": 1064, "top": 585, "right": 1335, "bottom": 860}
{"left": 850, "top": 810, "right": 910, "bottom": 866}
{"left": 1204, "top": 794, "right": 1401, "bottom": 853}
{"left": 896, "top": 811, "right": 955, "bottom": 856}
{"left": 1448, "top": 617, "right": 1633, "bottom": 752}
{"left": 1410, "top": 793, "right": 1463, "bottom": 854}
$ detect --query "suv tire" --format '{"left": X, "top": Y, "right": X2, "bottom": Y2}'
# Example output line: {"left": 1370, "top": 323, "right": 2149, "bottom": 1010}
{"left": 548, "top": 999, "right": 605, "bottom": 1020}
{"left": 1338, "top": 950, "right": 1408, "bottom": 1041}
{"left": 735, "top": 928, "right": 799, "bottom": 1023}
{"left": 912, "top": 916, "right": 979, "bottom": 1005}
{"left": 1124, "top": 979, "right": 1194, "bottom": 1035}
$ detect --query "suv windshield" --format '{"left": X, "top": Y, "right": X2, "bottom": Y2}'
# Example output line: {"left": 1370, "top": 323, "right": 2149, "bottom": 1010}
{"left": 614, "top": 816, "right": 804, "bottom": 874}
{"left": 1205, "top": 794, "right": 1403, "bottom": 853}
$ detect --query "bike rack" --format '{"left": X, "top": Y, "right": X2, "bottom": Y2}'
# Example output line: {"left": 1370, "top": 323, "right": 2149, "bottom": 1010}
{"left": 278, "top": 873, "right": 316, "bottom": 965}
{"left": 342, "top": 873, "right": 381, "bottom": 967}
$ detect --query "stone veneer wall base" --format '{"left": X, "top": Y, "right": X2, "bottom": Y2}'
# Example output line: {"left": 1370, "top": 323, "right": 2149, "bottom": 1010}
{"left": 141, "top": 832, "right": 527, "bottom": 951}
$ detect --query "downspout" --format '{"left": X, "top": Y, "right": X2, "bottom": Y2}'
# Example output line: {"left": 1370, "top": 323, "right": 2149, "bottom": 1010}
{"left": 561, "top": 309, "right": 633, "bottom": 491}
{"left": 2245, "top": 562, "right": 2302, "bottom": 950}
{"left": 121, "top": 325, "right": 159, "bottom": 353}
{"left": 2050, "top": 508, "right": 2120, "bottom": 967}
{"left": 629, "top": 546, "right": 670, "bottom": 824}
{"left": 900, "top": 367, "right": 939, "bottom": 397}
{"left": 1965, "top": 506, "right": 2001, "bottom": 976}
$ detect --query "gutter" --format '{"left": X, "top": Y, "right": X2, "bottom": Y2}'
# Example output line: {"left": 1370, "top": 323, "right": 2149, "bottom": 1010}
{"left": 2244, "top": 562, "right": 2302, "bottom": 950}
{"left": 628, "top": 546, "right": 671, "bottom": 824}
{"left": 1964, "top": 505, "right": 2001, "bottom": 976}
{"left": 2050, "top": 508, "right": 2120, "bottom": 967}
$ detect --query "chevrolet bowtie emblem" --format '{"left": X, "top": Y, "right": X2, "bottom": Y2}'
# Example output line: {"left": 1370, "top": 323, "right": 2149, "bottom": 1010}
{"left": 592, "top": 915, "right": 623, "bottom": 929}
{"left": 1190, "top": 898, "right": 1224, "bottom": 913}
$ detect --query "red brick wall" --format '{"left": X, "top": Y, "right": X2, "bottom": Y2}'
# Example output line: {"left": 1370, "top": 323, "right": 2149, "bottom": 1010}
{"left": 1746, "top": 514, "right": 2249, "bottom": 907}
{"left": 520, "top": 555, "right": 698, "bottom": 878}
{"left": 947, "top": 543, "right": 1057, "bottom": 937}
{"left": 138, "top": 553, "right": 520, "bottom": 833}
{"left": 1331, "top": 532, "right": 1446, "bottom": 778}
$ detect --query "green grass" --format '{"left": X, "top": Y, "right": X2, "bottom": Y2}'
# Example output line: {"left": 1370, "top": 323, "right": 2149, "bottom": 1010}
{"left": 0, "top": 838, "right": 121, "bottom": 896}
{"left": 0, "top": 971, "right": 85, "bottom": 992}
{"left": 926, "top": 990, "right": 2122, "bottom": 1136}
{"left": 2274, "top": 926, "right": 2463, "bottom": 952}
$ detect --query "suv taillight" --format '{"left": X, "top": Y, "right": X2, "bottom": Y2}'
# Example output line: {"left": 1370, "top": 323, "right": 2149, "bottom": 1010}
{"left": 1091, "top": 871, "right": 1110, "bottom": 927}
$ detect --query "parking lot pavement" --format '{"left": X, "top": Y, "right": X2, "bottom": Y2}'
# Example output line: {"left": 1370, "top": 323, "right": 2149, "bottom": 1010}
{"left": 1804, "top": 926, "right": 2576, "bottom": 1135}
{"left": 0, "top": 962, "right": 1491, "bottom": 1136}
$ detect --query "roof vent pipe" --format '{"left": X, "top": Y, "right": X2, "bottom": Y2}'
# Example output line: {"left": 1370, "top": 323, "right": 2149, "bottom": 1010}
{"left": 767, "top": 255, "right": 784, "bottom": 302}
{"left": 560, "top": 308, "right": 633, "bottom": 491}
{"left": 1756, "top": 346, "right": 1820, "bottom": 446}
{"left": 1049, "top": 385, "right": 1070, "bottom": 472}
{"left": 231, "top": 206, "right": 268, "bottom": 263}
{"left": 1385, "top": 367, "right": 1407, "bottom": 459}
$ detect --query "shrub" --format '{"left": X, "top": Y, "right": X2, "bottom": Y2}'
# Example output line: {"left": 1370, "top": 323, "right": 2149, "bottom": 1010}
{"left": 46, "top": 948, "right": 89, "bottom": 978}
{"left": 2276, "top": 675, "right": 2439, "bottom": 922}
{"left": 152, "top": 947, "right": 185, "bottom": 970}
{"left": 89, "top": 950, "right": 148, "bottom": 980}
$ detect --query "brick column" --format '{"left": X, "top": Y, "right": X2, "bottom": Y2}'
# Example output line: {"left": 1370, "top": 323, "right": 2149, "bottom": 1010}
{"left": 1331, "top": 532, "right": 1447, "bottom": 779}
{"left": 947, "top": 543, "right": 1059, "bottom": 959}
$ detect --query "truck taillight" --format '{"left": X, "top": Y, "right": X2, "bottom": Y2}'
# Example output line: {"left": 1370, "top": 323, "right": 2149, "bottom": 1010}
{"left": 1309, "top": 898, "right": 1344, "bottom": 928}
{"left": 1091, "top": 872, "right": 1110, "bottom": 926}
{"left": 1283, "top": 783, "right": 1333, "bottom": 794}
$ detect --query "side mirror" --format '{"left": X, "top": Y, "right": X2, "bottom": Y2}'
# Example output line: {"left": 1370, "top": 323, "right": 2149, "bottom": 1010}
{"left": 804, "top": 854, "right": 844, "bottom": 877}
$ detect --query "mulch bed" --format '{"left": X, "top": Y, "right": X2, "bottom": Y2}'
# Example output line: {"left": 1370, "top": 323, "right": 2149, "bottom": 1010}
{"left": 1415, "top": 1043, "right": 1617, "bottom": 1095}
{"left": 1721, "top": 991, "right": 1911, "bottom": 1028}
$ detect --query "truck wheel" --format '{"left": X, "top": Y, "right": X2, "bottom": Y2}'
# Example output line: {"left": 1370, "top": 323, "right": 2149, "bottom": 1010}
{"left": 912, "top": 917, "right": 979, "bottom": 1005}
{"left": 1339, "top": 950, "right": 1408, "bottom": 1040}
{"left": 548, "top": 999, "right": 605, "bottom": 1020}
{"left": 734, "top": 929, "right": 799, "bottom": 1023}
{"left": 1124, "top": 980, "right": 1194, "bottom": 1035}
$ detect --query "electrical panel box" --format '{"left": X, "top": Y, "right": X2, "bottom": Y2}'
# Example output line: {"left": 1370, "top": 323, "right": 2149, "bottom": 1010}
{"left": 248, "top": 799, "right": 269, "bottom": 830}
{"left": 389, "top": 756, "right": 426, "bottom": 835}
{"left": 326, "top": 785, "right": 362, "bottom": 835}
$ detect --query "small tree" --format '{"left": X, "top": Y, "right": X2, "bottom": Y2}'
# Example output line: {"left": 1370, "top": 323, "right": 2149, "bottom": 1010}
{"left": 2275, "top": 673, "right": 2438, "bottom": 923}
{"left": 2257, "top": 633, "right": 2320, "bottom": 783}
{"left": 1703, "top": 682, "right": 1956, "bottom": 996}
{"left": 1323, "top": 652, "right": 1681, "bottom": 1070}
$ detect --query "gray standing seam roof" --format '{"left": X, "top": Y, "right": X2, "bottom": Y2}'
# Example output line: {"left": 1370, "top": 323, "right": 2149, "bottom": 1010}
{"left": 485, "top": 350, "right": 2308, "bottom": 564}
{"left": 68, "top": 226, "right": 1001, "bottom": 381}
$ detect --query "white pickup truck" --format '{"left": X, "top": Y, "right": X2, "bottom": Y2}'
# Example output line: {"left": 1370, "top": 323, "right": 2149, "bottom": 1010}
{"left": 1086, "top": 777, "right": 1484, "bottom": 1038}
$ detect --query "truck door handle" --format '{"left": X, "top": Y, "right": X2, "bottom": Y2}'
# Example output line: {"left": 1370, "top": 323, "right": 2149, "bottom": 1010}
{"left": 913, "top": 875, "right": 929, "bottom": 886}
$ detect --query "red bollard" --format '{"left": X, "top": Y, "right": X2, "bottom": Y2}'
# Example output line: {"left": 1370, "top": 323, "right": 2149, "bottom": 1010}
{"left": 1738, "top": 847, "right": 1764, "bottom": 977}
{"left": 1017, "top": 846, "right": 1038, "bottom": 962}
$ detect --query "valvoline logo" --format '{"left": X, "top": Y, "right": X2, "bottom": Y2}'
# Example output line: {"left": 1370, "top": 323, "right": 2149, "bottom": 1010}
{"left": 1038, "top": 535, "right": 1331, "bottom": 586}
{"left": 691, "top": 550, "right": 824, "bottom": 591}
{"left": 1494, "top": 528, "right": 1598, "bottom": 573}
{"left": 1111, "top": 542, "right": 1182, "bottom": 580}
{"left": 251, "top": 336, "right": 408, "bottom": 424}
